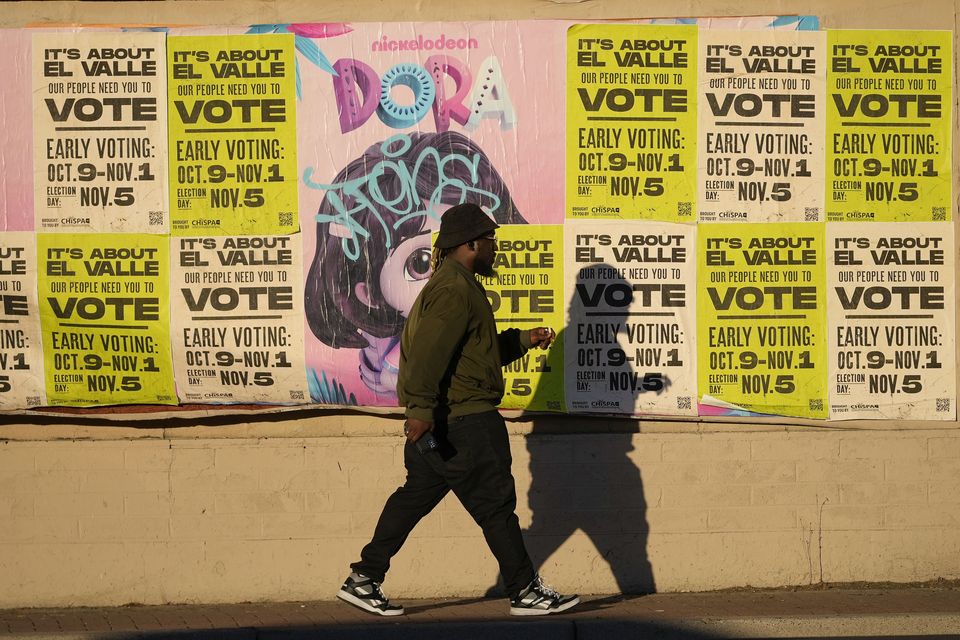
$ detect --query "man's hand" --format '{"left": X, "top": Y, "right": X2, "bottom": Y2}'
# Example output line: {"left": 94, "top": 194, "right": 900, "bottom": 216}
{"left": 403, "top": 418, "right": 433, "bottom": 444}
{"left": 529, "top": 327, "right": 556, "bottom": 350}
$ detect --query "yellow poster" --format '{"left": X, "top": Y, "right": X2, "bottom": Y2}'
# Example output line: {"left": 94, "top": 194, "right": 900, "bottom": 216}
{"left": 698, "top": 223, "right": 827, "bottom": 418}
{"left": 826, "top": 30, "right": 952, "bottom": 222}
{"left": 567, "top": 24, "right": 697, "bottom": 221}
{"left": 168, "top": 34, "right": 298, "bottom": 235}
{"left": 38, "top": 234, "right": 176, "bottom": 406}
{"left": 478, "top": 225, "right": 564, "bottom": 412}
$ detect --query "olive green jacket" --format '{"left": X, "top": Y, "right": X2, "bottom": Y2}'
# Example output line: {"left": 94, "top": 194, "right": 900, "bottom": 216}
{"left": 398, "top": 258, "right": 533, "bottom": 422}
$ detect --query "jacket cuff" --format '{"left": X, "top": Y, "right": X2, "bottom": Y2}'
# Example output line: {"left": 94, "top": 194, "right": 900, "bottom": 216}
{"left": 518, "top": 329, "right": 533, "bottom": 350}
{"left": 405, "top": 407, "right": 434, "bottom": 422}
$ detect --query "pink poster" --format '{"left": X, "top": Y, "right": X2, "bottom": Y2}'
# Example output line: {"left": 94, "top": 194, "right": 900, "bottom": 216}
{"left": 0, "top": 30, "right": 34, "bottom": 231}
{"left": 295, "top": 21, "right": 567, "bottom": 406}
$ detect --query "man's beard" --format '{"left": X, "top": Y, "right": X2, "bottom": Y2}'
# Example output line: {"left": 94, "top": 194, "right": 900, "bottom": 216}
{"left": 475, "top": 259, "right": 497, "bottom": 278}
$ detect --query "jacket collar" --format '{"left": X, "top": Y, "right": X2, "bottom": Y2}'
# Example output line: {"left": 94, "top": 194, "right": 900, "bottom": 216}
{"left": 439, "top": 257, "right": 485, "bottom": 293}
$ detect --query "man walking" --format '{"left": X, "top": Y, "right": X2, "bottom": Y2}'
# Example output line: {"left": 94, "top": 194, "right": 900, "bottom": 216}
{"left": 337, "top": 203, "right": 579, "bottom": 617}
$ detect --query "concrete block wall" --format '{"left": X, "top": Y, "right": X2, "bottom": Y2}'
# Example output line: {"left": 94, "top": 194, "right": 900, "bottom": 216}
{"left": 1, "top": 416, "right": 959, "bottom": 607}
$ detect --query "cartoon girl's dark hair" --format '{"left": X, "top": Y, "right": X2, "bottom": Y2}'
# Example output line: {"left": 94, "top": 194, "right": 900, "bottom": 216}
{"left": 305, "top": 131, "right": 526, "bottom": 349}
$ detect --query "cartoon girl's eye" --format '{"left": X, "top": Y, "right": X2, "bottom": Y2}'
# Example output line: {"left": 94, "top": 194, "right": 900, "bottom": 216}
{"left": 403, "top": 248, "right": 432, "bottom": 282}
{"left": 381, "top": 232, "right": 435, "bottom": 316}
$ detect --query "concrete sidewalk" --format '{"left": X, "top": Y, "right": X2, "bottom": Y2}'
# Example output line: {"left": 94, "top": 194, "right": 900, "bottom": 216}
{"left": 1, "top": 585, "right": 959, "bottom": 639}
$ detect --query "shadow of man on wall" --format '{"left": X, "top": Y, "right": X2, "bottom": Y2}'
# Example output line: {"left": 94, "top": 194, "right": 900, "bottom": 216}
{"left": 513, "top": 264, "right": 669, "bottom": 596}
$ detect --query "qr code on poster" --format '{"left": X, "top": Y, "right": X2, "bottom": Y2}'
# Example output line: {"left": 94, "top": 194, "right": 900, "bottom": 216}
{"left": 809, "top": 398, "right": 824, "bottom": 412}
{"left": 677, "top": 396, "right": 691, "bottom": 410}
{"left": 149, "top": 211, "right": 164, "bottom": 226}
{"left": 279, "top": 212, "right": 294, "bottom": 227}
{"left": 805, "top": 207, "right": 820, "bottom": 222}
{"left": 678, "top": 202, "right": 692, "bottom": 218}
{"left": 936, "top": 398, "right": 951, "bottom": 413}
{"left": 290, "top": 390, "right": 304, "bottom": 401}
{"left": 932, "top": 207, "right": 946, "bottom": 221}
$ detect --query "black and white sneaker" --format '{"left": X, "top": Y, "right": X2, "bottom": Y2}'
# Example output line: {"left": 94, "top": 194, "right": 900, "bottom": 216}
{"left": 337, "top": 573, "right": 404, "bottom": 616}
{"left": 509, "top": 575, "right": 580, "bottom": 616}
